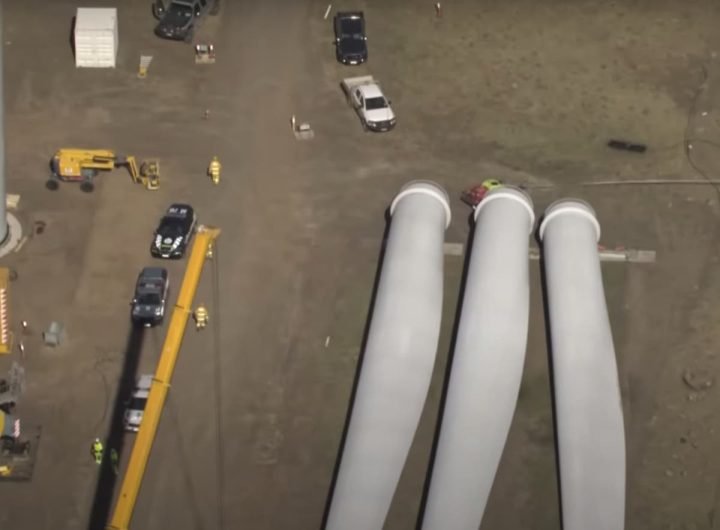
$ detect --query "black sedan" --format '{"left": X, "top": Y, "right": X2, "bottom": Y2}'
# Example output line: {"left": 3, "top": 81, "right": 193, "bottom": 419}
{"left": 334, "top": 11, "right": 368, "bottom": 65}
{"left": 150, "top": 204, "right": 197, "bottom": 259}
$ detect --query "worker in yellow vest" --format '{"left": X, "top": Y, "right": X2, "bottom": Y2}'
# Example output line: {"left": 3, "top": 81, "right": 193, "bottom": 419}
{"left": 462, "top": 179, "right": 503, "bottom": 208}
{"left": 194, "top": 305, "right": 209, "bottom": 330}
{"left": 208, "top": 156, "right": 222, "bottom": 185}
{"left": 481, "top": 179, "right": 502, "bottom": 193}
{"left": 92, "top": 438, "right": 104, "bottom": 465}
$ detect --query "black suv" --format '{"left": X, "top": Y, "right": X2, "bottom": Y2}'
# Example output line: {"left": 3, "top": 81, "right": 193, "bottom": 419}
{"left": 152, "top": 0, "right": 218, "bottom": 42}
{"left": 334, "top": 12, "right": 367, "bottom": 65}
{"left": 131, "top": 267, "right": 169, "bottom": 326}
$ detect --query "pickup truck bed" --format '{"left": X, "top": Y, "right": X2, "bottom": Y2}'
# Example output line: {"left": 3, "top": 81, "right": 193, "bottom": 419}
{"left": 341, "top": 76, "right": 396, "bottom": 132}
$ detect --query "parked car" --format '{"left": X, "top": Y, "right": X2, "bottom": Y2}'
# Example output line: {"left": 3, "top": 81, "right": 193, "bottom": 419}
{"left": 152, "top": 0, "right": 218, "bottom": 42}
{"left": 334, "top": 11, "right": 368, "bottom": 65}
{"left": 341, "top": 76, "right": 396, "bottom": 132}
{"left": 150, "top": 204, "right": 197, "bottom": 259}
{"left": 131, "top": 267, "right": 169, "bottom": 326}
{"left": 123, "top": 374, "right": 153, "bottom": 432}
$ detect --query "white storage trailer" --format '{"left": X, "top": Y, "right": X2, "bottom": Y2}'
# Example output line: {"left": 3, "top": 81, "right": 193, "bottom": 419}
{"left": 74, "top": 8, "right": 118, "bottom": 68}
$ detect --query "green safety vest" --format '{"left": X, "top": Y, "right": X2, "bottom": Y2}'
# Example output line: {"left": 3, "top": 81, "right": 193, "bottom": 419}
{"left": 481, "top": 179, "right": 502, "bottom": 190}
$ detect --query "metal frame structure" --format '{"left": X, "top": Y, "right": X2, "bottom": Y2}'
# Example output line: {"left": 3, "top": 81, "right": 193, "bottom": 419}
{"left": 0, "top": 267, "right": 11, "bottom": 354}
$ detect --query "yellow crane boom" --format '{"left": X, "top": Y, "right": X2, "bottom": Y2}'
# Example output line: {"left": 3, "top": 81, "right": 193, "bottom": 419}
{"left": 107, "top": 225, "right": 221, "bottom": 530}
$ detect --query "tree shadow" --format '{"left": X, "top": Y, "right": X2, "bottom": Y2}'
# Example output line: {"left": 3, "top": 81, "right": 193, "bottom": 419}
{"left": 86, "top": 323, "right": 146, "bottom": 530}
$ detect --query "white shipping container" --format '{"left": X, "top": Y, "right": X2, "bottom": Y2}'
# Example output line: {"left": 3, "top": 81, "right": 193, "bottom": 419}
{"left": 74, "top": 8, "right": 118, "bottom": 68}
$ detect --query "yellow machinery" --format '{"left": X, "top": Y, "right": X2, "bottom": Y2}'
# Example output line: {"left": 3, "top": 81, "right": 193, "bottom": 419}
{"left": 47, "top": 149, "right": 160, "bottom": 193}
{"left": 107, "top": 225, "right": 220, "bottom": 530}
{"left": 138, "top": 161, "right": 161, "bottom": 191}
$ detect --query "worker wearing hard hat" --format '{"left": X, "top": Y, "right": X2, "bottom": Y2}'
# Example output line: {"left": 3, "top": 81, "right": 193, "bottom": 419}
{"left": 194, "top": 305, "right": 209, "bottom": 330}
{"left": 92, "top": 438, "right": 104, "bottom": 465}
{"left": 208, "top": 157, "right": 221, "bottom": 185}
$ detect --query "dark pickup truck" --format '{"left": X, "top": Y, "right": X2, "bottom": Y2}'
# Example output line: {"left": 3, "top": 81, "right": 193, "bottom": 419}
{"left": 152, "top": 0, "right": 218, "bottom": 42}
{"left": 131, "top": 267, "right": 169, "bottom": 326}
{"left": 334, "top": 11, "right": 368, "bottom": 65}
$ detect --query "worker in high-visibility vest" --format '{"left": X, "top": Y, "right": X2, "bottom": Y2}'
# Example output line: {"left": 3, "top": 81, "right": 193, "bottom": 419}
{"left": 92, "top": 438, "right": 104, "bottom": 465}
{"left": 463, "top": 179, "right": 503, "bottom": 208}
{"left": 481, "top": 179, "right": 502, "bottom": 193}
{"left": 194, "top": 305, "right": 209, "bottom": 330}
{"left": 208, "top": 157, "right": 221, "bottom": 185}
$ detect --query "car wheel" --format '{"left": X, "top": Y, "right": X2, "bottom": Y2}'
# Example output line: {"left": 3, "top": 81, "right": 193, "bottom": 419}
{"left": 183, "top": 29, "right": 194, "bottom": 43}
{"left": 360, "top": 119, "right": 369, "bottom": 132}
{"left": 45, "top": 179, "right": 59, "bottom": 191}
{"left": 80, "top": 180, "right": 95, "bottom": 193}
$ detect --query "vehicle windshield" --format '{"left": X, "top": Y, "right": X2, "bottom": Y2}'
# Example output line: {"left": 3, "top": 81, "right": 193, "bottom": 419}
{"left": 341, "top": 19, "right": 363, "bottom": 37}
{"left": 136, "top": 293, "right": 161, "bottom": 306}
{"left": 159, "top": 218, "right": 185, "bottom": 236}
{"left": 168, "top": 4, "right": 193, "bottom": 17}
{"left": 127, "top": 397, "right": 148, "bottom": 411}
{"left": 365, "top": 97, "right": 388, "bottom": 110}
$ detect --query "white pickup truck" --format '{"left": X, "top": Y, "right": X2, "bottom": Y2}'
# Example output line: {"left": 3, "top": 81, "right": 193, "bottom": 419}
{"left": 341, "top": 76, "right": 396, "bottom": 132}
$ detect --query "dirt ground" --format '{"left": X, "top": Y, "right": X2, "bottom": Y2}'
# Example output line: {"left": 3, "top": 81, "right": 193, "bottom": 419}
{"left": 0, "top": 0, "right": 719, "bottom": 529}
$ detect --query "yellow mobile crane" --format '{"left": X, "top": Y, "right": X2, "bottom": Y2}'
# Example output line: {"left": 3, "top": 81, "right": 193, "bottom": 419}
{"left": 47, "top": 149, "right": 160, "bottom": 192}
{"left": 107, "top": 225, "right": 220, "bottom": 530}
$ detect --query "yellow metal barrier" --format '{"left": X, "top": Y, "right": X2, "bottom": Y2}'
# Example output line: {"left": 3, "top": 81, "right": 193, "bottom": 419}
{"left": 107, "top": 226, "right": 220, "bottom": 530}
{"left": 0, "top": 268, "right": 12, "bottom": 354}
